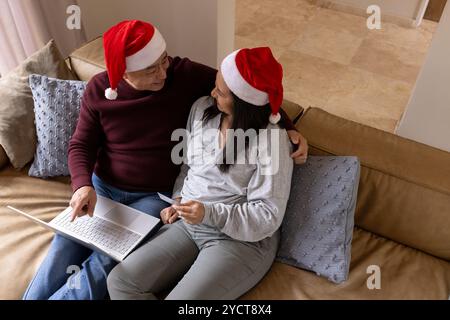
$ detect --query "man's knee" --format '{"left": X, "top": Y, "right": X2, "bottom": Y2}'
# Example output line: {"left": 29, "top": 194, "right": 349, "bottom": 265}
{"left": 48, "top": 234, "right": 88, "bottom": 259}
{"left": 128, "top": 197, "right": 168, "bottom": 218}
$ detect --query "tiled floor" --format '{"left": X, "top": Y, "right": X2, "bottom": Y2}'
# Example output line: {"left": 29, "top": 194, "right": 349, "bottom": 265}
{"left": 235, "top": 0, "right": 438, "bottom": 132}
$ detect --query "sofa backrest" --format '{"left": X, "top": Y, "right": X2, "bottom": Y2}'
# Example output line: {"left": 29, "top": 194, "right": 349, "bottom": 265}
{"left": 296, "top": 108, "right": 450, "bottom": 261}
{"left": 68, "top": 37, "right": 105, "bottom": 81}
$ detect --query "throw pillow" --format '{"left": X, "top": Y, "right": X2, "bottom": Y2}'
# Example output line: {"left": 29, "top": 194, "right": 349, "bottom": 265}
{"left": 0, "top": 39, "right": 77, "bottom": 169}
{"left": 28, "top": 75, "right": 86, "bottom": 178}
{"left": 277, "top": 156, "right": 360, "bottom": 284}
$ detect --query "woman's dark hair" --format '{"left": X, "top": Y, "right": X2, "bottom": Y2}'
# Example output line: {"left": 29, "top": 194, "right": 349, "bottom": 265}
{"left": 202, "top": 92, "right": 285, "bottom": 172}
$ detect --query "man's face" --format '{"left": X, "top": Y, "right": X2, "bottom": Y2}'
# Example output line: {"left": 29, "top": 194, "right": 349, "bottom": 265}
{"left": 123, "top": 51, "right": 170, "bottom": 91}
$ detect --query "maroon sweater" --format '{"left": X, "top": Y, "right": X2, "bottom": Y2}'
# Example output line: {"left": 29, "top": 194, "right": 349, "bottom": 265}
{"left": 68, "top": 57, "right": 295, "bottom": 193}
{"left": 68, "top": 57, "right": 216, "bottom": 192}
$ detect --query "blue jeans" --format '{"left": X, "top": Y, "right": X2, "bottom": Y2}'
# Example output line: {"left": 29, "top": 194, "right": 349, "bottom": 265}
{"left": 23, "top": 174, "right": 171, "bottom": 300}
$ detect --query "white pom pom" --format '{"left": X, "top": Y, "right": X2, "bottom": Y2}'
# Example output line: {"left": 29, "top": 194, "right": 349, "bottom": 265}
{"left": 269, "top": 112, "right": 281, "bottom": 124}
{"left": 105, "top": 88, "right": 118, "bottom": 100}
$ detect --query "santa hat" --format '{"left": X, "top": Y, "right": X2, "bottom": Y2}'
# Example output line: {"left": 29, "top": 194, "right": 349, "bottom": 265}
{"left": 220, "top": 47, "right": 283, "bottom": 124}
{"left": 103, "top": 20, "right": 166, "bottom": 100}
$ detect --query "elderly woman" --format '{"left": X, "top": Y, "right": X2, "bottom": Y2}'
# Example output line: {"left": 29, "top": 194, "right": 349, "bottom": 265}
{"left": 107, "top": 47, "right": 295, "bottom": 300}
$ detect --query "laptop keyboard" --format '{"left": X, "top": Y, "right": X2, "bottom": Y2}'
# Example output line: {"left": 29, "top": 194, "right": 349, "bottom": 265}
{"left": 51, "top": 210, "right": 142, "bottom": 255}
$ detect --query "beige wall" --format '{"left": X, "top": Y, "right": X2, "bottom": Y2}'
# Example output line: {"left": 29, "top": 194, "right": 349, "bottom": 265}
{"left": 217, "top": 0, "right": 235, "bottom": 67}
{"left": 77, "top": 0, "right": 235, "bottom": 68}
{"left": 396, "top": 2, "right": 450, "bottom": 152}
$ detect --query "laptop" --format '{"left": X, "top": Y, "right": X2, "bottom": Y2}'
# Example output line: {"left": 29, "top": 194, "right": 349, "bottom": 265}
{"left": 6, "top": 195, "right": 161, "bottom": 262}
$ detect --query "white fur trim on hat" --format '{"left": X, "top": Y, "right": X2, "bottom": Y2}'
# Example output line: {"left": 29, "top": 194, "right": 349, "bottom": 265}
{"left": 105, "top": 87, "right": 118, "bottom": 100}
{"left": 221, "top": 50, "right": 269, "bottom": 106}
{"left": 125, "top": 28, "right": 167, "bottom": 72}
{"left": 269, "top": 112, "right": 281, "bottom": 124}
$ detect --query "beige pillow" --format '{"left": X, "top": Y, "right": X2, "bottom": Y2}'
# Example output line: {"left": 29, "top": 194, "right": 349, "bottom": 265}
{"left": 0, "top": 40, "right": 76, "bottom": 169}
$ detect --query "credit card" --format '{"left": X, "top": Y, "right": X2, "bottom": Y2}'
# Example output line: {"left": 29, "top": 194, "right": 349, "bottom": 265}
{"left": 158, "top": 192, "right": 176, "bottom": 205}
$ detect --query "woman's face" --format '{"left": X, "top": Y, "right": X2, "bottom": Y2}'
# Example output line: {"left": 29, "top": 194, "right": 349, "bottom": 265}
{"left": 123, "top": 52, "right": 170, "bottom": 91}
{"left": 211, "top": 70, "right": 234, "bottom": 116}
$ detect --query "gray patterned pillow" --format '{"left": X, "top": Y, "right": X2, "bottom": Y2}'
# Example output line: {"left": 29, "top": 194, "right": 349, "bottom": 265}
{"left": 28, "top": 75, "right": 86, "bottom": 178}
{"left": 277, "top": 156, "right": 360, "bottom": 284}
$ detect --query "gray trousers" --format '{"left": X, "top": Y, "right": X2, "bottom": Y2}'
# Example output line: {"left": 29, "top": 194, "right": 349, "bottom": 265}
{"left": 107, "top": 220, "right": 279, "bottom": 300}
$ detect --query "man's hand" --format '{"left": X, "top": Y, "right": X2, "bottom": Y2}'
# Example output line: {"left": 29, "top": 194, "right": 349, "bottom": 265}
{"left": 160, "top": 197, "right": 181, "bottom": 224}
{"left": 287, "top": 130, "right": 309, "bottom": 164}
{"left": 69, "top": 186, "right": 97, "bottom": 222}
{"left": 172, "top": 200, "right": 205, "bottom": 225}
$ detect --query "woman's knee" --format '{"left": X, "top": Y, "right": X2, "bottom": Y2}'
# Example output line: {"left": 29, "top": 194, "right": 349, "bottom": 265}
{"left": 107, "top": 264, "right": 137, "bottom": 296}
{"left": 106, "top": 265, "right": 119, "bottom": 291}
{"left": 108, "top": 261, "right": 160, "bottom": 300}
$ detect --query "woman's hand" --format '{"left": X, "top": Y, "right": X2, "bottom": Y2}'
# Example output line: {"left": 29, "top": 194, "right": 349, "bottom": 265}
{"left": 172, "top": 200, "right": 205, "bottom": 225}
{"left": 160, "top": 197, "right": 181, "bottom": 224}
{"left": 160, "top": 207, "right": 178, "bottom": 224}
{"left": 287, "top": 130, "right": 309, "bottom": 164}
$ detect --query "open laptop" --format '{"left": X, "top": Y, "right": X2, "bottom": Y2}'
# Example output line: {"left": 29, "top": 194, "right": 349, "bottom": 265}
{"left": 6, "top": 195, "right": 161, "bottom": 262}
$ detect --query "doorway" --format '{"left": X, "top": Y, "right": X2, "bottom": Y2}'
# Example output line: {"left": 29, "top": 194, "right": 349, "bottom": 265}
{"left": 424, "top": 0, "right": 447, "bottom": 21}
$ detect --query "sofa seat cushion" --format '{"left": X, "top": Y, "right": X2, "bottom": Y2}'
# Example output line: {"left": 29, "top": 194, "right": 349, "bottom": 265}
{"left": 1, "top": 166, "right": 449, "bottom": 299}
{"left": 242, "top": 227, "right": 450, "bottom": 300}
{"left": 0, "top": 165, "right": 71, "bottom": 299}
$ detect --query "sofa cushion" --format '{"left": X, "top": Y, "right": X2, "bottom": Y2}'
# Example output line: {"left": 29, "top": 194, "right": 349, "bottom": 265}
{"left": 296, "top": 108, "right": 450, "bottom": 261}
{"left": 244, "top": 227, "right": 450, "bottom": 299}
{"left": 277, "top": 156, "right": 360, "bottom": 284}
{"left": 69, "top": 37, "right": 105, "bottom": 82}
{"left": 28, "top": 75, "right": 86, "bottom": 178}
{"left": 0, "top": 40, "right": 76, "bottom": 169}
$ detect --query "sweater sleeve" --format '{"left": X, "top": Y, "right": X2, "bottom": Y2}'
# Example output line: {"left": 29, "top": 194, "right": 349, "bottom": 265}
{"left": 202, "top": 128, "right": 294, "bottom": 242}
{"left": 172, "top": 163, "right": 189, "bottom": 199}
{"left": 68, "top": 91, "right": 103, "bottom": 192}
{"left": 185, "top": 58, "right": 217, "bottom": 98}
{"left": 172, "top": 96, "right": 210, "bottom": 198}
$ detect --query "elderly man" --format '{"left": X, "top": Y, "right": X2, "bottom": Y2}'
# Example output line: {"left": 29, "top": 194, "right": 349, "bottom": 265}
{"left": 23, "top": 20, "right": 308, "bottom": 300}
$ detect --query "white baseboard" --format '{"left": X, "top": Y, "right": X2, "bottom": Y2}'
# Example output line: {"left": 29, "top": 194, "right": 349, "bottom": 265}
{"left": 315, "top": 0, "right": 419, "bottom": 28}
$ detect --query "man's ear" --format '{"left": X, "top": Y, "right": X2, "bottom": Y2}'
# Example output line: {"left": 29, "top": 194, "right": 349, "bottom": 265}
{"left": 123, "top": 72, "right": 129, "bottom": 80}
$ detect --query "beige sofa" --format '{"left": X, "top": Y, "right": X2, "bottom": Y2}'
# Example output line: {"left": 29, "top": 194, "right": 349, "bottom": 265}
{"left": 0, "top": 38, "right": 449, "bottom": 299}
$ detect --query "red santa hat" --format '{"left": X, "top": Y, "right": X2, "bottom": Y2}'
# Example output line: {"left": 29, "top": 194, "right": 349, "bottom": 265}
{"left": 220, "top": 47, "right": 283, "bottom": 124}
{"left": 103, "top": 20, "right": 166, "bottom": 100}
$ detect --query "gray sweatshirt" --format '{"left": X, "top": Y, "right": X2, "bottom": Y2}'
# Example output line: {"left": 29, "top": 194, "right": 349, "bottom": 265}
{"left": 172, "top": 96, "right": 294, "bottom": 242}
